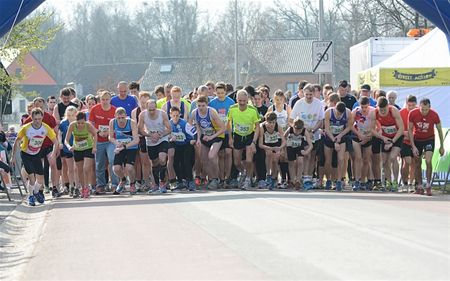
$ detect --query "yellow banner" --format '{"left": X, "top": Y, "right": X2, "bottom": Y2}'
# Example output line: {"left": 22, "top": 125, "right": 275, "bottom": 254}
{"left": 357, "top": 68, "right": 380, "bottom": 90}
{"left": 380, "top": 67, "right": 450, "bottom": 87}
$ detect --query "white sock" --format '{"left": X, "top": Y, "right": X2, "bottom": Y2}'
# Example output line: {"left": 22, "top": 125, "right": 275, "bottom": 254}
{"left": 33, "top": 183, "right": 40, "bottom": 193}
{"left": 27, "top": 182, "right": 34, "bottom": 194}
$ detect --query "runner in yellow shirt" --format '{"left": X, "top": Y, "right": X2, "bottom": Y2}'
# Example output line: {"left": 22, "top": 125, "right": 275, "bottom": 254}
{"left": 227, "top": 89, "right": 260, "bottom": 190}
{"left": 11, "top": 108, "right": 59, "bottom": 206}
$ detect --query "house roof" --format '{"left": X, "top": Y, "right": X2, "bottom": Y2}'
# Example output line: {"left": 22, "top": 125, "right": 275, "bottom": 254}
{"left": 6, "top": 53, "right": 58, "bottom": 85}
{"left": 243, "top": 39, "right": 317, "bottom": 74}
{"left": 74, "top": 62, "right": 149, "bottom": 95}
{"left": 140, "top": 57, "right": 232, "bottom": 93}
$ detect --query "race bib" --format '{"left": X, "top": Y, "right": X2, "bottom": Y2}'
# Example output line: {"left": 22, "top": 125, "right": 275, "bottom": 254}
{"left": 331, "top": 125, "right": 344, "bottom": 135}
{"left": 264, "top": 132, "right": 279, "bottom": 144}
{"left": 27, "top": 136, "right": 45, "bottom": 155}
{"left": 219, "top": 113, "right": 227, "bottom": 124}
{"left": 202, "top": 127, "right": 215, "bottom": 136}
{"left": 235, "top": 124, "right": 251, "bottom": 135}
{"left": 287, "top": 137, "right": 302, "bottom": 148}
{"left": 313, "top": 129, "right": 322, "bottom": 142}
{"left": 382, "top": 125, "right": 397, "bottom": 135}
{"left": 76, "top": 139, "right": 89, "bottom": 149}
{"left": 99, "top": 125, "right": 109, "bottom": 133}
{"left": 173, "top": 132, "right": 186, "bottom": 142}
{"left": 117, "top": 138, "right": 132, "bottom": 145}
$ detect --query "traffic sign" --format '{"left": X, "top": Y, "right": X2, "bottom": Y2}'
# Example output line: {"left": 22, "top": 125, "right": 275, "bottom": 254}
{"left": 312, "top": 41, "right": 333, "bottom": 73}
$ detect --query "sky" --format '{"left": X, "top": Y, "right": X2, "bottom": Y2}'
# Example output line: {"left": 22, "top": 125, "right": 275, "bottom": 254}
{"left": 41, "top": 0, "right": 289, "bottom": 23}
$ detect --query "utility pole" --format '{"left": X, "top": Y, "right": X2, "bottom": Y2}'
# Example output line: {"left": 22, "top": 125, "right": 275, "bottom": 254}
{"left": 318, "top": 0, "right": 325, "bottom": 85}
{"left": 234, "top": 0, "right": 239, "bottom": 88}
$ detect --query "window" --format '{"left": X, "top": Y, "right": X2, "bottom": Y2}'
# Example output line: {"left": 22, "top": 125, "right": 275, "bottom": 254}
{"left": 160, "top": 64, "right": 173, "bottom": 73}
{"left": 19, "top": 99, "right": 26, "bottom": 112}
{"left": 286, "top": 82, "right": 297, "bottom": 94}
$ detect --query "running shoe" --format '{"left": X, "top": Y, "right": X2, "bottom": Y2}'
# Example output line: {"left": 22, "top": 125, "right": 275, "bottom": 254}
{"left": 241, "top": 177, "right": 250, "bottom": 190}
{"left": 372, "top": 181, "right": 382, "bottom": 191}
{"left": 188, "top": 181, "right": 196, "bottom": 191}
{"left": 34, "top": 191, "right": 45, "bottom": 204}
{"left": 303, "top": 180, "right": 313, "bottom": 191}
{"left": 135, "top": 181, "right": 142, "bottom": 193}
{"left": 159, "top": 182, "right": 168, "bottom": 193}
{"left": 115, "top": 181, "right": 126, "bottom": 194}
{"left": 414, "top": 186, "right": 424, "bottom": 195}
{"left": 336, "top": 180, "right": 343, "bottom": 192}
{"left": 325, "top": 180, "right": 332, "bottom": 190}
{"left": 130, "top": 183, "right": 136, "bottom": 195}
{"left": 206, "top": 179, "right": 219, "bottom": 190}
{"left": 52, "top": 187, "right": 61, "bottom": 198}
{"left": 257, "top": 180, "right": 266, "bottom": 189}
{"left": 148, "top": 185, "right": 160, "bottom": 194}
{"left": 73, "top": 188, "right": 80, "bottom": 198}
{"left": 28, "top": 195, "right": 36, "bottom": 206}
{"left": 352, "top": 181, "right": 361, "bottom": 192}
{"left": 194, "top": 176, "right": 202, "bottom": 187}
{"left": 85, "top": 186, "right": 91, "bottom": 198}
{"left": 172, "top": 181, "right": 184, "bottom": 191}
{"left": 265, "top": 176, "right": 274, "bottom": 190}
{"left": 238, "top": 173, "right": 246, "bottom": 186}
{"left": 229, "top": 178, "right": 238, "bottom": 188}
{"left": 44, "top": 186, "right": 50, "bottom": 194}
{"left": 391, "top": 182, "right": 398, "bottom": 192}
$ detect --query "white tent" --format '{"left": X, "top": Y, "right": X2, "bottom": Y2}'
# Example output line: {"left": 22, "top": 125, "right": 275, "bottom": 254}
{"left": 357, "top": 28, "right": 450, "bottom": 127}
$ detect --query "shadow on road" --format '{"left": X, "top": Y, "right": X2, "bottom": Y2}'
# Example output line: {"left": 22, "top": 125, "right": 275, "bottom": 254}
{"left": 49, "top": 190, "right": 450, "bottom": 210}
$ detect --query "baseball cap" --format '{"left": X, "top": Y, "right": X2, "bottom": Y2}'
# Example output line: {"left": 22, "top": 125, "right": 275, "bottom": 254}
{"left": 361, "top": 84, "right": 371, "bottom": 91}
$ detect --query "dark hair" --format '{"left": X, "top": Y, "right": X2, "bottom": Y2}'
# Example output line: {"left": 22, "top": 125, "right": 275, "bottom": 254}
{"left": 420, "top": 98, "right": 430, "bottom": 106}
{"left": 154, "top": 85, "right": 164, "bottom": 95}
{"left": 338, "top": 80, "right": 348, "bottom": 88}
{"left": 244, "top": 85, "right": 256, "bottom": 97}
{"left": 129, "top": 81, "right": 140, "bottom": 91}
{"left": 303, "top": 83, "right": 314, "bottom": 93}
{"left": 47, "top": 96, "right": 56, "bottom": 101}
{"left": 170, "top": 106, "right": 180, "bottom": 113}
{"left": 164, "top": 83, "right": 173, "bottom": 89}
{"left": 298, "top": 80, "right": 308, "bottom": 90}
{"left": 336, "top": 102, "right": 346, "bottom": 113}
{"left": 215, "top": 82, "right": 226, "bottom": 90}
{"left": 226, "top": 83, "right": 234, "bottom": 92}
{"left": 407, "top": 95, "right": 417, "bottom": 103}
{"left": 76, "top": 111, "right": 86, "bottom": 121}
{"left": 31, "top": 108, "right": 44, "bottom": 117}
{"left": 359, "top": 96, "right": 370, "bottom": 106}
{"left": 197, "top": 96, "right": 208, "bottom": 104}
{"left": 377, "top": 97, "right": 388, "bottom": 108}
{"left": 312, "top": 84, "right": 322, "bottom": 92}
{"left": 274, "top": 89, "right": 284, "bottom": 97}
{"left": 294, "top": 119, "right": 304, "bottom": 129}
{"left": 324, "top": 84, "right": 333, "bottom": 91}
{"left": 265, "top": 112, "right": 277, "bottom": 122}
{"left": 60, "top": 87, "right": 72, "bottom": 97}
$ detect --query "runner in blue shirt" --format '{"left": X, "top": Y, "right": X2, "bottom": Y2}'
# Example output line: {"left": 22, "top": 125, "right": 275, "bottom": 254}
{"left": 111, "top": 81, "right": 138, "bottom": 117}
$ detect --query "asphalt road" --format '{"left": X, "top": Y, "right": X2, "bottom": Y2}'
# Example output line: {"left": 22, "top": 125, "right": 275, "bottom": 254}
{"left": 2, "top": 190, "right": 450, "bottom": 280}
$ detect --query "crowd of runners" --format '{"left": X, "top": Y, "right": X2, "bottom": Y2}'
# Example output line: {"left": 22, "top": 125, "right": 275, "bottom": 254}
{"left": 3, "top": 79, "right": 445, "bottom": 206}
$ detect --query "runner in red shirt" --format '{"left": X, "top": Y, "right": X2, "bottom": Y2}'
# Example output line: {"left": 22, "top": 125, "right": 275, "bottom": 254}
{"left": 408, "top": 98, "right": 445, "bottom": 196}
{"left": 399, "top": 95, "right": 417, "bottom": 191}
{"left": 23, "top": 97, "right": 61, "bottom": 197}
{"left": 88, "top": 90, "right": 118, "bottom": 194}
{"left": 370, "top": 97, "right": 404, "bottom": 191}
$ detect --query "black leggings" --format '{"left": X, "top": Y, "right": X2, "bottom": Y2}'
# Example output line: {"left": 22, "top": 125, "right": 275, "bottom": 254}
{"left": 173, "top": 144, "right": 194, "bottom": 181}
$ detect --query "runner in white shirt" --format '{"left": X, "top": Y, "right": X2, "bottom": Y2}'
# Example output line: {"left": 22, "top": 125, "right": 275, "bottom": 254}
{"left": 289, "top": 84, "right": 325, "bottom": 188}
